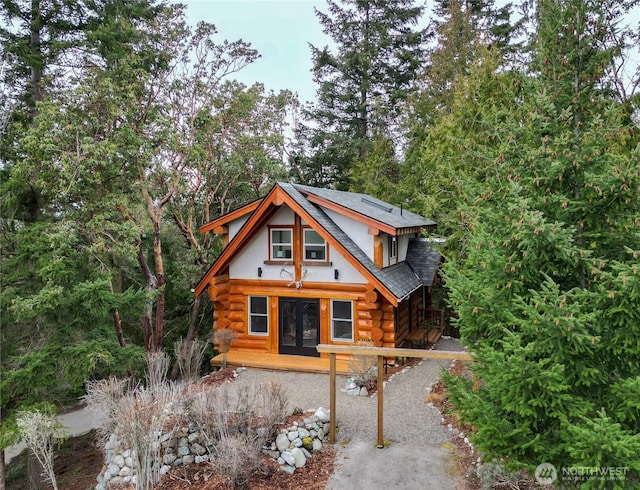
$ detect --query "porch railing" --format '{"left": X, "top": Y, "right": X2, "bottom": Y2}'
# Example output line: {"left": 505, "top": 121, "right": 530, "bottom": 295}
{"left": 315, "top": 344, "right": 474, "bottom": 448}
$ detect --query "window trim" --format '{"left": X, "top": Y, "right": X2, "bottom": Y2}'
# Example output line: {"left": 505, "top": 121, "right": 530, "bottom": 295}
{"left": 269, "top": 226, "right": 293, "bottom": 261}
{"left": 388, "top": 235, "right": 397, "bottom": 262}
{"left": 248, "top": 295, "right": 269, "bottom": 336}
{"left": 303, "top": 228, "right": 328, "bottom": 262}
{"left": 330, "top": 299, "right": 353, "bottom": 342}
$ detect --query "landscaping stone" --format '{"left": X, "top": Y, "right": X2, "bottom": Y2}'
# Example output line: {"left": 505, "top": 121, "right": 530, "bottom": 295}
{"left": 298, "top": 427, "right": 310, "bottom": 439}
{"left": 163, "top": 453, "right": 177, "bottom": 465}
{"left": 190, "top": 443, "right": 206, "bottom": 456}
{"left": 95, "top": 407, "right": 331, "bottom": 488}
{"left": 275, "top": 433, "right": 289, "bottom": 451}
{"left": 291, "top": 447, "right": 306, "bottom": 468}
{"left": 281, "top": 450, "right": 295, "bottom": 466}
{"left": 315, "top": 407, "right": 330, "bottom": 423}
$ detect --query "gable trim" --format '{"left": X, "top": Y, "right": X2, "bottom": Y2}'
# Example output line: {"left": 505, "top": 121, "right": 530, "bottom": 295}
{"left": 199, "top": 199, "right": 262, "bottom": 234}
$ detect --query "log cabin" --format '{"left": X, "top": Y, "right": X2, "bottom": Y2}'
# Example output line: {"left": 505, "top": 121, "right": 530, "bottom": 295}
{"left": 194, "top": 182, "right": 444, "bottom": 372}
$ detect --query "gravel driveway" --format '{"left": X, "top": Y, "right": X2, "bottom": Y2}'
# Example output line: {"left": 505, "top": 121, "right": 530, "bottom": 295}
{"left": 228, "top": 338, "right": 466, "bottom": 489}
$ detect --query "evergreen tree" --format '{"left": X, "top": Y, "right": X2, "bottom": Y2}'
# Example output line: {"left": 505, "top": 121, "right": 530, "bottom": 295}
{"left": 401, "top": 48, "right": 522, "bottom": 243}
{"left": 301, "top": 0, "right": 427, "bottom": 189}
{"left": 404, "top": 0, "right": 516, "bottom": 160}
{"left": 444, "top": 0, "right": 640, "bottom": 482}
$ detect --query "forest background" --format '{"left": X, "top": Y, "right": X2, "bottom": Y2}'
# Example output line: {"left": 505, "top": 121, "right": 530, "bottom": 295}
{"left": 1, "top": 0, "right": 639, "bottom": 488}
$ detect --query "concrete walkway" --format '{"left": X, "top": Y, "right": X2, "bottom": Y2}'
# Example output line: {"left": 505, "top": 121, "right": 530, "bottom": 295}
{"left": 5, "top": 405, "right": 106, "bottom": 464}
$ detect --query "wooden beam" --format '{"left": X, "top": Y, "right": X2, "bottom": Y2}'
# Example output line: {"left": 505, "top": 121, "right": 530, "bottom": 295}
{"left": 373, "top": 235, "right": 383, "bottom": 268}
{"left": 199, "top": 200, "right": 261, "bottom": 233}
{"left": 377, "top": 355, "right": 384, "bottom": 448}
{"left": 317, "top": 343, "right": 474, "bottom": 448}
{"left": 316, "top": 344, "right": 474, "bottom": 361}
{"left": 329, "top": 353, "right": 336, "bottom": 444}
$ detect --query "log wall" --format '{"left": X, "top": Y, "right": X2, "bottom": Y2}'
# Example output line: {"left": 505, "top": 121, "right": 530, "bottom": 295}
{"left": 208, "top": 277, "right": 405, "bottom": 357}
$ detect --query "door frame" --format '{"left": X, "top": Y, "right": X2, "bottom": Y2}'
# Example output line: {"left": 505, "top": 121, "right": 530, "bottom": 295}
{"left": 278, "top": 297, "right": 320, "bottom": 357}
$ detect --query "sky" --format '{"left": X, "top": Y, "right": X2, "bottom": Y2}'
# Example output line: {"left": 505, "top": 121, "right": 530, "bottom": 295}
{"left": 178, "top": 1, "right": 640, "bottom": 106}
{"left": 179, "top": 1, "right": 329, "bottom": 104}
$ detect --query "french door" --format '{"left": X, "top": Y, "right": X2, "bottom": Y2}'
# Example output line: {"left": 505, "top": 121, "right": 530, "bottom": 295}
{"left": 278, "top": 298, "right": 320, "bottom": 357}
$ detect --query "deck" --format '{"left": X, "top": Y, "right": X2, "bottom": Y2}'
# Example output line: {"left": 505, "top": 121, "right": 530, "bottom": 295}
{"left": 211, "top": 351, "right": 352, "bottom": 374}
{"left": 212, "top": 329, "right": 445, "bottom": 374}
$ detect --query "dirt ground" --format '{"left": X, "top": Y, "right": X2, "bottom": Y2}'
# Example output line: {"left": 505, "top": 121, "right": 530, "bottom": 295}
{"left": 6, "top": 362, "right": 477, "bottom": 490}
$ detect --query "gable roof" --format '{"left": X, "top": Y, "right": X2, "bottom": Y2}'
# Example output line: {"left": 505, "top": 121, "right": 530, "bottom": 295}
{"left": 406, "top": 239, "right": 442, "bottom": 286}
{"left": 195, "top": 182, "right": 437, "bottom": 305}
{"left": 281, "top": 183, "right": 423, "bottom": 302}
{"left": 294, "top": 184, "right": 435, "bottom": 235}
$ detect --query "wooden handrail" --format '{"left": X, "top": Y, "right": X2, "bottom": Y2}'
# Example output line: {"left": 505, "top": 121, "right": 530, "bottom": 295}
{"left": 316, "top": 344, "right": 473, "bottom": 360}
{"left": 316, "top": 344, "right": 474, "bottom": 448}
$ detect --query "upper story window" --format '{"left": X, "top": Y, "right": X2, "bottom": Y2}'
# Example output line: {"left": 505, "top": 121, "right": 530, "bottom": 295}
{"left": 388, "top": 235, "right": 397, "bottom": 261}
{"left": 304, "top": 229, "right": 327, "bottom": 261}
{"left": 271, "top": 228, "right": 292, "bottom": 260}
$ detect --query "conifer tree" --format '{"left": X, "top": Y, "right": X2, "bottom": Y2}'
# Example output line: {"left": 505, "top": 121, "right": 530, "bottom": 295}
{"left": 444, "top": 0, "right": 640, "bottom": 482}
{"left": 301, "top": 0, "right": 427, "bottom": 189}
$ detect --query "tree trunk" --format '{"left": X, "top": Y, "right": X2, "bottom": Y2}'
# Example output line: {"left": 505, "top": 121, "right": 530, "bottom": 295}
{"left": 0, "top": 449, "right": 5, "bottom": 490}
{"left": 137, "top": 243, "right": 156, "bottom": 351}
{"left": 112, "top": 308, "right": 126, "bottom": 347}
{"left": 29, "top": 0, "right": 44, "bottom": 109}
{"left": 27, "top": 450, "right": 43, "bottom": 490}
{"left": 151, "top": 220, "right": 165, "bottom": 352}
{"left": 170, "top": 294, "right": 203, "bottom": 379}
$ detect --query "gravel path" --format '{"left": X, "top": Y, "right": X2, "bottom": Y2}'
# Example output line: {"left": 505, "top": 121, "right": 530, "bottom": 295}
{"left": 228, "top": 338, "right": 465, "bottom": 489}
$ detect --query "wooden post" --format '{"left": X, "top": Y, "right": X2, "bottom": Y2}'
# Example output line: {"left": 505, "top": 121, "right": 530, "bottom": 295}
{"left": 316, "top": 344, "right": 474, "bottom": 447}
{"left": 377, "top": 355, "right": 384, "bottom": 448}
{"left": 329, "top": 352, "right": 336, "bottom": 444}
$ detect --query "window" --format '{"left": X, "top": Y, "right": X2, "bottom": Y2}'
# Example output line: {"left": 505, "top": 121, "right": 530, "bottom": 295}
{"left": 331, "top": 300, "right": 353, "bottom": 341}
{"left": 271, "top": 228, "right": 292, "bottom": 260}
{"left": 388, "top": 235, "right": 397, "bottom": 261}
{"left": 249, "top": 296, "right": 268, "bottom": 335}
{"left": 304, "top": 229, "right": 326, "bottom": 261}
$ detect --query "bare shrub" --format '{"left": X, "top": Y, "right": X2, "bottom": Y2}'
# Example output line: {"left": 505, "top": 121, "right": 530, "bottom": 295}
{"left": 213, "top": 328, "right": 238, "bottom": 369}
{"left": 16, "top": 410, "right": 67, "bottom": 490}
{"left": 84, "top": 360, "right": 182, "bottom": 490}
{"left": 212, "top": 432, "right": 263, "bottom": 490}
{"left": 83, "top": 376, "right": 131, "bottom": 447}
{"left": 189, "top": 381, "right": 288, "bottom": 489}
{"left": 180, "top": 383, "right": 221, "bottom": 450}
{"left": 145, "top": 351, "right": 171, "bottom": 389}
{"left": 112, "top": 382, "right": 182, "bottom": 490}
{"left": 472, "top": 461, "right": 530, "bottom": 490}
{"left": 174, "top": 337, "right": 207, "bottom": 381}
{"left": 348, "top": 338, "right": 377, "bottom": 391}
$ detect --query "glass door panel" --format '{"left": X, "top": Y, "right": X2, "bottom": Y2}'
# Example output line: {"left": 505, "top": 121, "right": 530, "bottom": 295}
{"left": 279, "top": 298, "right": 320, "bottom": 356}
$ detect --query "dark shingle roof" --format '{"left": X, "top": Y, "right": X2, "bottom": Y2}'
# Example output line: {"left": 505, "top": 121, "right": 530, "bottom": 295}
{"left": 280, "top": 183, "right": 424, "bottom": 300}
{"left": 406, "top": 239, "right": 441, "bottom": 286}
{"left": 292, "top": 183, "right": 435, "bottom": 229}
